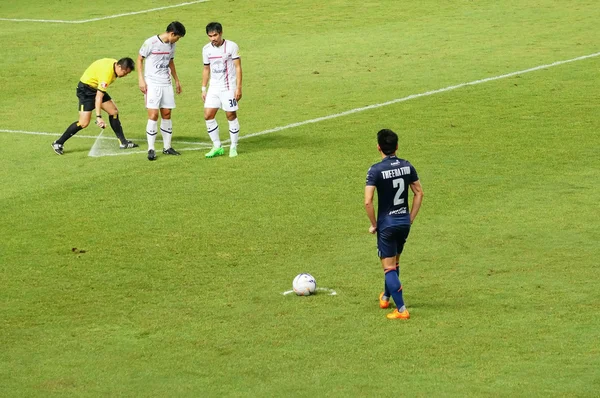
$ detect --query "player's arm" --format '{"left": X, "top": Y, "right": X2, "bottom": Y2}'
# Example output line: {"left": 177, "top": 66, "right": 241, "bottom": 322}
{"left": 364, "top": 185, "right": 377, "bottom": 234}
{"left": 201, "top": 64, "right": 210, "bottom": 101}
{"left": 233, "top": 58, "right": 242, "bottom": 101}
{"left": 94, "top": 90, "right": 106, "bottom": 128}
{"left": 136, "top": 54, "right": 147, "bottom": 94}
{"left": 409, "top": 180, "right": 424, "bottom": 224}
{"left": 169, "top": 59, "right": 181, "bottom": 94}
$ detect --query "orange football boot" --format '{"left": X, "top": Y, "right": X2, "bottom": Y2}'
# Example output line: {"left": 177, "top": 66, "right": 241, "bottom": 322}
{"left": 386, "top": 308, "right": 410, "bottom": 320}
{"left": 379, "top": 292, "right": 390, "bottom": 309}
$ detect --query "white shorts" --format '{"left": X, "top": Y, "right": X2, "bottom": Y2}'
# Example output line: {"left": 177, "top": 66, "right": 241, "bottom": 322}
{"left": 204, "top": 89, "right": 238, "bottom": 111}
{"left": 145, "top": 84, "right": 176, "bottom": 110}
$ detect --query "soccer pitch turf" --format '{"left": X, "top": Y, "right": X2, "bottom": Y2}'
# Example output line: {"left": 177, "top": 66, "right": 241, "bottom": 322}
{"left": 1, "top": 1, "right": 599, "bottom": 396}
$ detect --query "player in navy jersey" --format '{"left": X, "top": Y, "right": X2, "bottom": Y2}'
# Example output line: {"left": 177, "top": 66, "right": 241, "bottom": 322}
{"left": 365, "top": 129, "right": 424, "bottom": 319}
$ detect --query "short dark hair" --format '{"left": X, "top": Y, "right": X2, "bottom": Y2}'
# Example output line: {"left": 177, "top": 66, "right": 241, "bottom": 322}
{"left": 206, "top": 22, "right": 223, "bottom": 34}
{"left": 167, "top": 21, "right": 186, "bottom": 37}
{"left": 117, "top": 57, "right": 135, "bottom": 71}
{"left": 377, "top": 129, "right": 398, "bottom": 155}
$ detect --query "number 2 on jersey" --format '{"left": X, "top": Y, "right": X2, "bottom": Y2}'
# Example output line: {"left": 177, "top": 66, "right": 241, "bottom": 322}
{"left": 392, "top": 178, "right": 405, "bottom": 205}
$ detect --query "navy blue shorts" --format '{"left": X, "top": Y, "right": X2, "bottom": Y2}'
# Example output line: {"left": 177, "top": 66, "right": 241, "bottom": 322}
{"left": 377, "top": 224, "right": 411, "bottom": 258}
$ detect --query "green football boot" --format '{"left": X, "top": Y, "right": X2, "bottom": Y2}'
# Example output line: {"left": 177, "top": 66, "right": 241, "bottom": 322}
{"left": 205, "top": 146, "right": 224, "bottom": 158}
{"left": 229, "top": 146, "right": 238, "bottom": 158}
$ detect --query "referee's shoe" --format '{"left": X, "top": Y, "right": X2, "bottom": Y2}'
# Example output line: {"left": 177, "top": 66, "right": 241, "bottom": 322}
{"left": 51, "top": 141, "right": 64, "bottom": 155}
{"left": 120, "top": 141, "right": 139, "bottom": 149}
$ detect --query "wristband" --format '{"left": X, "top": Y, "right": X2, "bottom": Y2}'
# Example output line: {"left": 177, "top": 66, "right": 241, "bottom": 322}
{"left": 201, "top": 87, "right": 207, "bottom": 92}
{"left": 96, "top": 115, "right": 102, "bottom": 118}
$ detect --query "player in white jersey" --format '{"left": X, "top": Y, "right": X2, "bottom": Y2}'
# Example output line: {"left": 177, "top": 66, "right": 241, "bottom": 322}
{"left": 202, "top": 22, "right": 243, "bottom": 158}
{"left": 136, "top": 21, "right": 186, "bottom": 161}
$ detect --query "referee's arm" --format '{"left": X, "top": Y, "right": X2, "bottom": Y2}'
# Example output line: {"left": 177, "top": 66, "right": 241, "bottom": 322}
{"left": 94, "top": 90, "right": 106, "bottom": 128}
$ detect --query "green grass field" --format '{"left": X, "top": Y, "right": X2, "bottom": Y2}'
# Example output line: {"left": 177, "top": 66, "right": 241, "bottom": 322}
{"left": 1, "top": 0, "right": 599, "bottom": 396}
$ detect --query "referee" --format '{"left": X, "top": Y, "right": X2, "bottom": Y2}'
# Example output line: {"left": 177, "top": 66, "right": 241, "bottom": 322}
{"left": 52, "top": 57, "right": 138, "bottom": 155}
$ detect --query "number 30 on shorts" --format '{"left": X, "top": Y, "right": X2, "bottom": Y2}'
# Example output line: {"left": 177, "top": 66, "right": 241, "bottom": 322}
{"left": 229, "top": 98, "right": 238, "bottom": 107}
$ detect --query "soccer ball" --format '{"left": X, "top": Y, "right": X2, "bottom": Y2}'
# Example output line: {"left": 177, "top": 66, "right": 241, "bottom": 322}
{"left": 293, "top": 273, "right": 317, "bottom": 296}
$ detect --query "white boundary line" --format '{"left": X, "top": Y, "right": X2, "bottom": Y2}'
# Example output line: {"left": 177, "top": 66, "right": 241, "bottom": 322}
{"left": 0, "top": 129, "right": 211, "bottom": 146}
{"left": 0, "top": 1, "right": 209, "bottom": 24}
{"left": 238, "top": 51, "right": 600, "bottom": 142}
{"left": 2, "top": 51, "right": 599, "bottom": 157}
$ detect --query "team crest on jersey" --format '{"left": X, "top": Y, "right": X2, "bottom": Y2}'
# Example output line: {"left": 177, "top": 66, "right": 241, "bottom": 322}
{"left": 100, "top": 82, "right": 108, "bottom": 90}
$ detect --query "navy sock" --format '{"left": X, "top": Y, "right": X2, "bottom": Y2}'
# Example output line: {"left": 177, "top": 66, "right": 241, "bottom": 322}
{"left": 383, "top": 266, "right": 398, "bottom": 298}
{"left": 385, "top": 269, "right": 404, "bottom": 309}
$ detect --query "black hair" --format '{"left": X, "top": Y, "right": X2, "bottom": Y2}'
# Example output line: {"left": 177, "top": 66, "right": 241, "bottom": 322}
{"left": 117, "top": 57, "right": 135, "bottom": 71}
{"left": 167, "top": 21, "right": 186, "bottom": 37}
{"left": 206, "top": 22, "right": 223, "bottom": 34}
{"left": 377, "top": 129, "right": 398, "bottom": 155}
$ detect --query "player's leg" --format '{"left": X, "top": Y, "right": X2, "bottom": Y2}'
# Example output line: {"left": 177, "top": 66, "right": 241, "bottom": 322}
{"left": 145, "top": 85, "right": 160, "bottom": 160}
{"left": 377, "top": 228, "right": 397, "bottom": 310}
{"left": 225, "top": 111, "right": 239, "bottom": 158}
{"left": 52, "top": 85, "right": 93, "bottom": 154}
{"left": 158, "top": 85, "right": 179, "bottom": 155}
{"left": 223, "top": 90, "right": 240, "bottom": 157}
{"left": 146, "top": 109, "right": 159, "bottom": 160}
{"left": 102, "top": 98, "right": 138, "bottom": 149}
{"left": 160, "top": 108, "right": 178, "bottom": 155}
{"left": 382, "top": 254, "right": 401, "bottom": 306}
{"left": 379, "top": 226, "right": 410, "bottom": 319}
{"left": 204, "top": 92, "right": 224, "bottom": 158}
{"left": 380, "top": 265, "right": 391, "bottom": 309}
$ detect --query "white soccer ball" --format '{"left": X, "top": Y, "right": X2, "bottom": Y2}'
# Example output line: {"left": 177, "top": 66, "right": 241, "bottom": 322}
{"left": 293, "top": 273, "right": 317, "bottom": 296}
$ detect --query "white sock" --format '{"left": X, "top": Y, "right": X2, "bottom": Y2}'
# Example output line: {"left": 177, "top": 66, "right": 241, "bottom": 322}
{"left": 161, "top": 119, "right": 173, "bottom": 149}
{"left": 228, "top": 118, "right": 240, "bottom": 148}
{"left": 146, "top": 119, "right": 158, "bottom": 151}
{"left": 206, "top": 119, "right": 221, "bottom": 147}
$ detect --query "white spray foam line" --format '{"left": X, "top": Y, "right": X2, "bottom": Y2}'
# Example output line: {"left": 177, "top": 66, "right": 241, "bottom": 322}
{"left": 87, "top": 128, "right": 111, "bottom": 157}
{"left": 0, "top": 1, "right": 209, "bottom": 24}
{"left": 282, "top": 287, "right": 337, "bottom": 296}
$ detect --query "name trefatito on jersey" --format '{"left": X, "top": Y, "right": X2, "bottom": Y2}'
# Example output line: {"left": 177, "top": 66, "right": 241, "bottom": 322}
{"left": 381, "top": 166, "right": 411, "bottom": 179}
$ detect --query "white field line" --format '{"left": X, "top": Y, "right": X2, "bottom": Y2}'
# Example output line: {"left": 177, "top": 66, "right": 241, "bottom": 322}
{"left": 87, "top": 145, "right": 214, "bottom": 158}
{"left": 153, "top": 50, "right": 600, "bottom": 152}
{"left": 2, "top": 51, "right": 599, "bottom": 157}
{"left": 238, "top": 51, "right": 600, "bottom": 142}
{"left": 0, "top": 129, "right": 211, "bottom": 146}
{"left": 0, "top": 1, "right": 209, "bottom": 24}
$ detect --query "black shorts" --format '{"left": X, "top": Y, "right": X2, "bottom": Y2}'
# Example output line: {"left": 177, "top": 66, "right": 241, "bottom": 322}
{"left": 76, "top": 82, "right": 112, "bottom": 112}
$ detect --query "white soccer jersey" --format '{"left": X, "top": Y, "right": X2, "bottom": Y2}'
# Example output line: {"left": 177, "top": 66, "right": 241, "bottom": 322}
{"left": 139, "top": 35, "right": 176, "bottom": 86}
{"left": 202, "top": 40, "right": 240, "bottom": 92}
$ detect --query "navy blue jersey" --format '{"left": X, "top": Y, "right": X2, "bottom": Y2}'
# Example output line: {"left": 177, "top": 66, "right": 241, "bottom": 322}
{"left": 366, "top": 156, "right": 419, "bottom": 228}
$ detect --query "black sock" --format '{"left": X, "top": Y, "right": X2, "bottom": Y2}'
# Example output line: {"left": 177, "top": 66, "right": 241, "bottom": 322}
{"left": 109, "top": 114, "right": 126, "bottom": 143}
{"left": 56, "top": 122, "right": 84, "bottom": 145}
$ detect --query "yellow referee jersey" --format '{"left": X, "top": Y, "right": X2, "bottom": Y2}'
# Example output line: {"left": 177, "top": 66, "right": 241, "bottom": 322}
{"left": 80, "top": 58, "right": 118, "bottom": 92}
